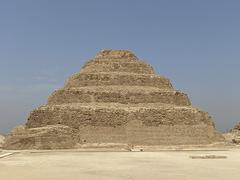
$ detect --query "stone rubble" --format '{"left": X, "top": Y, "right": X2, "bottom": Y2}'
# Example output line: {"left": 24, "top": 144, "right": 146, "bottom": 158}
{"left": 0, "top": 135, "right": 5, "bottom": 148}
{"left": 223, "top": 122, "right": 240, "bottom": 144}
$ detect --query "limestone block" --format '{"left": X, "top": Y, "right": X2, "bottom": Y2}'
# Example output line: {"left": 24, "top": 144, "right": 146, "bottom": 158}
{"left": 81, "top": 60, "right": 155, "bottom": 74}
{"left": 95, "top": 49, "right": 138, "bottom": 60}
{"left": 26, "top": 103, "right": 215, "bottom": 129}
{"left": 64, "top": 72, "right": 173, "bottom": 89}
{"left": 4, "top": 49, "right": 224, "bottom": 149}
{"left": 3, "top": 125, "right": 78, "bottom": 150}
{"left": 48, "top": 86, "right": 190, "bottom": 106}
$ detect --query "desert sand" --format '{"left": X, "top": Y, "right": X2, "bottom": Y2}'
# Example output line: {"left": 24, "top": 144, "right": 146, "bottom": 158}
{"left": 0, "top": 148, "right": 240, "bottom": 180}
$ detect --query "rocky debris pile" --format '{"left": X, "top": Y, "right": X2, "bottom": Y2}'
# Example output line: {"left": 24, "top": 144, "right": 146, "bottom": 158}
{"left": 226, "top": 123, "right": 240, "bottom": 144}
{"left": 3, "top": 49, "right": 224, "bottom": 149}
{"left": 232, "top": 123, "right": 240, "bottom": 131}
{"left": 0, "top": 135, "right": 5, "bottom": 148}
{"left": 223, "top": 122, "right": 240, "bottom": 144}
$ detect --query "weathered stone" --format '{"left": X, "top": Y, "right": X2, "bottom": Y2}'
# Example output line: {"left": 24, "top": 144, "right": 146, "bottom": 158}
{"left": 64, "top": 72, "right": 173, "bottom": 89}
{"left": 232, "top": 122, "right": 240, "bottom": 131}
{"left": 4, "top": 49, "right": 224, "bottom": 149}
{"left": 81, "top": 59, "right": 155, "bottom": 74}
{"left": 48, "top": 87, "right": 190, "bottom": 106}
{"left": 95, "top": 49, "right": 138, "bottom": 60}
{"left": 0, "top": 135, "right": 5, "bottom": 148}
{"left": 26, "top": 103, "right": 212, "bottom": 128}
{"left": 224, "top": 122, "right": 240, "bottom": 144}
{"left": 3, "top": 125, "right": 78, "bottom": 150}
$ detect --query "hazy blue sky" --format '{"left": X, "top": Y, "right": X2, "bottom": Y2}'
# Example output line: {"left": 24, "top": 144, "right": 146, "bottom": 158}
{"left": 0, "top": 0, "right": 239, "bottom": 134}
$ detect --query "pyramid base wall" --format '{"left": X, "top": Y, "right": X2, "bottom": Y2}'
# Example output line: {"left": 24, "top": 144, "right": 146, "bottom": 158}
{"left": 4, "top": 122, "right": 224, "bottom": 150}
{"left": 5, "top": 104, "right": 223, "bottom": 149}
{"left": 78, "top": 122, "right": 224, "bottom": 145}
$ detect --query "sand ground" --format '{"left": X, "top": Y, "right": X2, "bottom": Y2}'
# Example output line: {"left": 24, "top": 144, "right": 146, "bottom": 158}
{"left": 0, "top": 149, "right": 240, "bottom": 180}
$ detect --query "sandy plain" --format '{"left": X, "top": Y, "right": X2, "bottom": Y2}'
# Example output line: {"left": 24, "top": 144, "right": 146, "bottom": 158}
{"left": 0, "top": 147, "right": 240, "bottom": 180}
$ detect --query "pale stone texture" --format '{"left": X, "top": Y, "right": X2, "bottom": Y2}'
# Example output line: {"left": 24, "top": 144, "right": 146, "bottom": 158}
{"left": 233, "top": 122, "right": 240, "bottom": 131}
{"left": 0, "top": 135, "right": 5, "bottom": 148}
{"left": 3, "top": 49, "right": 224, "bottom": 149}
{"left": 3, "top": 125, "right": 79, "bottom": 150}
{"left": 223, "top": 122, "right": 240, "bottom": 144}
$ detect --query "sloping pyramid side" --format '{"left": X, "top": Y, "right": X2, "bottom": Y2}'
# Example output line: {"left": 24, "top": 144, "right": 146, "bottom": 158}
{"left": 4, "top": 50, "right": 224, "bottom": 149}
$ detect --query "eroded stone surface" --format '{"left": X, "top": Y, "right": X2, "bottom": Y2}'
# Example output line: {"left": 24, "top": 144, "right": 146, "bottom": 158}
{"left": 232, "top": 123, "right": 240, "bottom": 131}
{"left": 223, "top": 122, "right": 240, "bottom": 144}
{"left": 95, "top": 49, "right": 138, "bottom": 60}
{"left": 64, "top": 72, "right": 173, "bottom": 89}
{"left": 3, "top": 125, "right": 78, "bottom": 150}
{"left": 4, "top": 49, "right": 224, "bottom": 149}
{"left": 81, "top": 58, "right": 155, "bottom": 74}
{"left": 26, "top": 103, "right": 213, "bottom": 129}
{"left": 0, "top": 135, "right": 5, "bottom": 148}
{"left": 48, "top": 86, "right": 190, "bottom": 105}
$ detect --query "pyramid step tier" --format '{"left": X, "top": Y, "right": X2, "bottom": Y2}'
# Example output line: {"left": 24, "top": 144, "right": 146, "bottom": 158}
{"left": 48, "top": 86, "right": 191, "bottom": 106}
{"left": 95, "top": 50, "right": 138, "bottom": 60}
{"left": 26, "top": 103, "right": 213, "bottom": 129}
{"left": 81, "top": 59, "right": 155, "bottom": 74}
{"left": 64, "top": 72, "right": 173, "bottom": 89}
{"left": 3, "top": 49, "right": 225, "bottom": 149}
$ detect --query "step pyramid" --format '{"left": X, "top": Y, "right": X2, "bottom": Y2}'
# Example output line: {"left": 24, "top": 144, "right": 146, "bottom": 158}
{"left": 4, "top": 50, "right": 224, "bottom": 149}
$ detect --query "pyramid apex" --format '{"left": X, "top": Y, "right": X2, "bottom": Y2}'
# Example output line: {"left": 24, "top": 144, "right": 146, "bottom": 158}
{"left": 95, "top": 49, "right": 138, "bottom": 59}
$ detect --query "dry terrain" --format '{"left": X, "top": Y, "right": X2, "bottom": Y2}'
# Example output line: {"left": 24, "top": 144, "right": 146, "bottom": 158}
{"left": 0, "top": 148, "right": 240, "bottom": 180}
